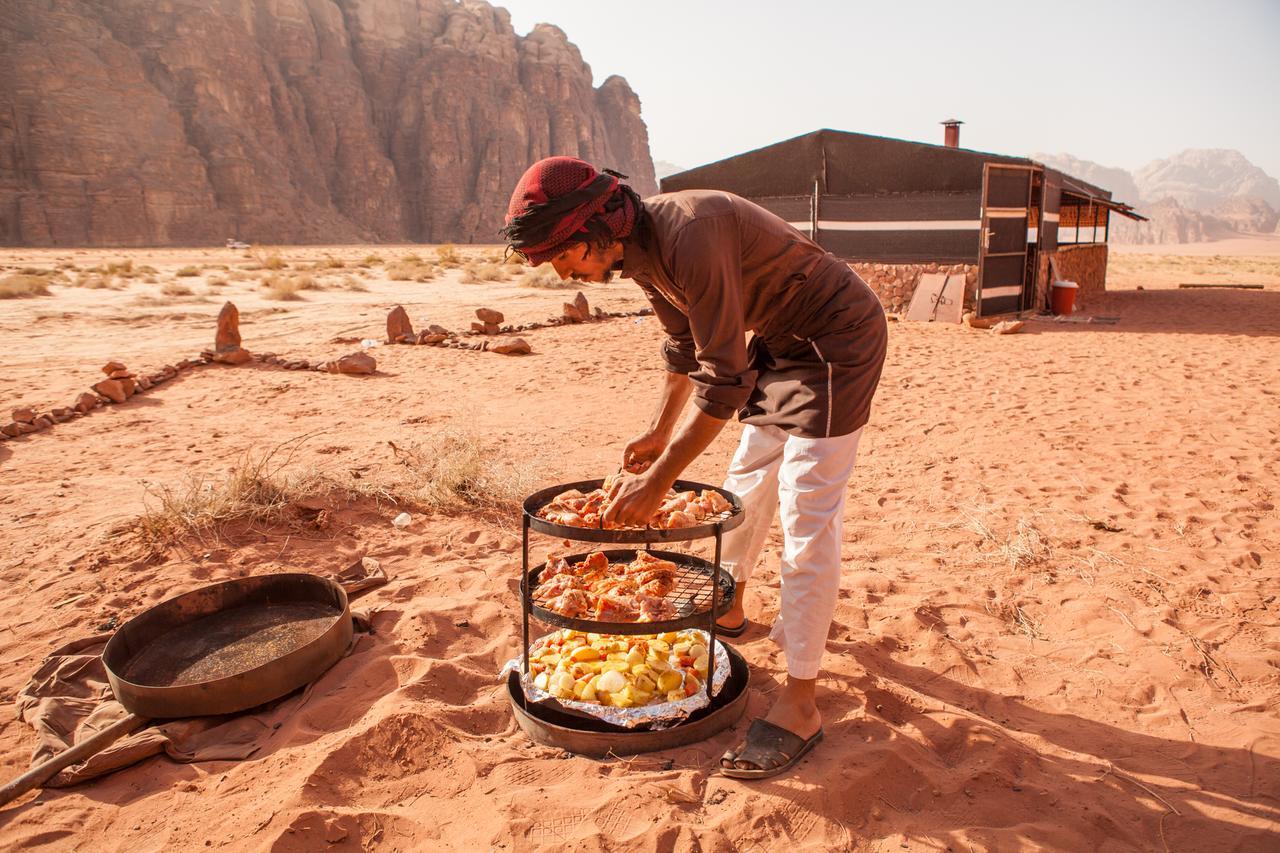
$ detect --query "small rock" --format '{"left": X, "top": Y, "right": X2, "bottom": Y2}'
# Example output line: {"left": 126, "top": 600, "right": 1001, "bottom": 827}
{"left": 215, "top": 301, "right": 241, "bottom": 350}
{"left": 386, "top": 305, "right": 414, "bottom": 343}
{"left": 33, "top": 415, "right": 53, "bottom": 429}
{"left": 162, "top": 364, "right": 178, "bottom": 378}
{"left": 135, "top": 375, "right": 153, "bottom": 391}
{"left": 93, "top": 379, "right": 128, "bottom": 404}
{"left": 74, "top": 392, "right": 100, "bottom": 414}
{"left": 475, "top": 307, "right": 504, "bottom": 325}
{"left": 212, "top": 347, "right": 253, "bottom": 365}
{"left": 119, "top": 377, "right": 137, "bottom": 397}
{"left": 11, "top": 407, "right": 35, "bottom": 424}
{"left": 108, "top": 368, "right": 133, "bottom": 380}
{"left": 392, "top": 512, "right": 412, "bottom": 530}
{"left": 1, "top": 423, "right": 22, "bottom": 437}
{"left": 418, "top": 332, "right": 447, "bottom": 345}
{"left": 427, "top": 324, "right": 450, "bottom": 336}
{"left": 50, "top": 407, "right": 74, "bottom": 423}
{"left": 490, "top": 336, "right": 531, "bottom": 355}
{"left": 14, "top": 422, "right": 39, "bottom": 435}
{"left": 562, "top": 291, "right": 591, "bottom": 322}
{"left": 329, "top": 352, "right": 376, "bottom": 375}
{"left": 101, "top": 361, "right": 126, "bottom": 375}
{"left": 991, "top": 320, "right": 1025, "bottom": 335}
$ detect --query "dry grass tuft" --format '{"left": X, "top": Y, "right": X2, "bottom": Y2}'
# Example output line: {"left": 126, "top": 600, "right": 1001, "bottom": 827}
{"left": 520, "top": 265, "right": 571, "bottom": 289}
{"left": 263, "top": 274, "right": 305, "bottom": 301}
{"left": 435, "top": 244, "right": 462, "bottom": 268}
{"left": 321, "top": 255, "right": 346, "bottom": 269}
{"left": 387, "top": 260, "right": 436, "bottom": 282}
{"left": 161, "top": 281, "right": 194, "bottom": 297}
{"left": 460, "top": 261, "right": 507, "bottom": 284}
{"left": 341, "top": 275, "right": 369, "bottom": 292}
{"left": 293, "top": 273, "right": 324, "bottom": 291}
{"left": 207, "top": 277, "right": 229, "bottom": 288}
{"left": 0, "top": 274, "right": 51, "bottom": 298}
{"left": 73, "top": 272, "right": 122, "bottom": 290}
{"left": 133, "top": 442, "right": 340, "bottom": 548}
{"left": 175, "top": 265, "right": 200, "bottom": 277}
{"left": 1001, "top": 516, "right": 1051, "bottom": 570}
{"left": 130, "top": 428, "right": 531, "bottom": 548}
{"left": 388, "top": 428, "right": 538, "bottom": 514}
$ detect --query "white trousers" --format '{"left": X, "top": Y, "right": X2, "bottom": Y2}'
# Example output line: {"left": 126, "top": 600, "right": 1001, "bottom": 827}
{"left": 719, "top": 423, "right": 863, "bottom": 680}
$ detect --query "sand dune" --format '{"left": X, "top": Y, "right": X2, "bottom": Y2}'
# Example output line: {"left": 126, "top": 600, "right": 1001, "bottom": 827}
{"left": 0, "top": 246, "right": 1277, "bottom": 850}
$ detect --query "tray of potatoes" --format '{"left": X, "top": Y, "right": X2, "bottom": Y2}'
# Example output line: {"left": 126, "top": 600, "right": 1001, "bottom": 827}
{"left": 527, "top": 628, "right": 714, "bottom": 712}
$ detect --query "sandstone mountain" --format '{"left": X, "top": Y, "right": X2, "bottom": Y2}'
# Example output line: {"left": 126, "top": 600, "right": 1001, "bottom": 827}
{"left": 1135, "top": 149, "right": 1280, "bottom": 211}
{"left": 1033, "top": 149, "right": 1279, "bottom": 244}
{"left": 0, "top": 0, "right": 657, "bottom": 247}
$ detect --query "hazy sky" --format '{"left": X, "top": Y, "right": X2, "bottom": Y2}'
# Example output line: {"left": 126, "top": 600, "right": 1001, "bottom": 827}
{"left": 500, "top": 0, "right": 1280, "bottom": 181}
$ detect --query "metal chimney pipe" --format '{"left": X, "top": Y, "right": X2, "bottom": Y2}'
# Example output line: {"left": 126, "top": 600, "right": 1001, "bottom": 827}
{"left": 941, "top": 119, "right": 963, "bottom": 148}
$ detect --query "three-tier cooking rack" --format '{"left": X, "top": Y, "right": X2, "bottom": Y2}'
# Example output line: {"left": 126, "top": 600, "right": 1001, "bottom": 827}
{"left": 519, "top": 478, "right": 746, "bottom": 694}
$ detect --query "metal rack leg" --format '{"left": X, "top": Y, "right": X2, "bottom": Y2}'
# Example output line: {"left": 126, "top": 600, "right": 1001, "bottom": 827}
{"left": 521, "top": 515, "right": 531, "bottom": 676}
{"left": 707, "top": 525, "right": 722, "bottom": 693}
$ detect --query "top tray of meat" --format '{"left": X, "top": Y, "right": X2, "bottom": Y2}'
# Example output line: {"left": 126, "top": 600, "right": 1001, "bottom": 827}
{"left": 523, "top": 478, "right": 744, "bottom": 543}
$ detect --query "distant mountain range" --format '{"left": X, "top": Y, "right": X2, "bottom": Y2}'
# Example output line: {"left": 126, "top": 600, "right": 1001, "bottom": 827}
{"left": 1032, "top": 149, "right": 1280, "bottom": 244}
{"left": 653, "top": 160, "right": 687, "bottom": 181}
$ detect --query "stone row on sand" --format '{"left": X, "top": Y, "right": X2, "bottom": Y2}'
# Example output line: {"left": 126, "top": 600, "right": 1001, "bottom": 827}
{"left": 384, "top": 290, "right": 653, "bottom": 357}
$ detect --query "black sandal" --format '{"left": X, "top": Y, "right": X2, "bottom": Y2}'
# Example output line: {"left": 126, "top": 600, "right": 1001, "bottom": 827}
{"left": 720, "top": 718, "right": 824, "bottom": 780}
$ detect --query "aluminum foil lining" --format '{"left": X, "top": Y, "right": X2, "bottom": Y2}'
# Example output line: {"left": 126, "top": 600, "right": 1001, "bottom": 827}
{"left": 502, "top": 629, "right": 731, "bottom": 730}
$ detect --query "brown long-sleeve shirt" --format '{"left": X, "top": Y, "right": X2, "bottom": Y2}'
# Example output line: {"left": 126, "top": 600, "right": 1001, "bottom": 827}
{"left": 620, "top": 190, "right": 887, "bottom": 438}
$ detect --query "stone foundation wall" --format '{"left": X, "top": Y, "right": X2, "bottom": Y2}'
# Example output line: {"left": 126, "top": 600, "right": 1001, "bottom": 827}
{"left": 1046, "top": 244, "right": 1108, "bottom": 311}
{"left": 847, "top": 262, "right": 979, "bottom": 315}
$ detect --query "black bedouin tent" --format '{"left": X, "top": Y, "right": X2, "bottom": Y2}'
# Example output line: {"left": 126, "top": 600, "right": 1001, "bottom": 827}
{"left": 661, "top": 128, "right": 1144, "bottom": 317}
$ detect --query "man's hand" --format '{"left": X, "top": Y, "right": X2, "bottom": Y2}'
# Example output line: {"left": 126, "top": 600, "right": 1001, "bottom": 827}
{"left": 602, "top": 471, "right": 671, "bottom": 528}
{"left": 622, "top": 430, "right": 668, "bottom": 474}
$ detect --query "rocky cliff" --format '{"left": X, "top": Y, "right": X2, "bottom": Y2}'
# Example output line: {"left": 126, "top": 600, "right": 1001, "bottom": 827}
{"left": 0, "top": 0, "right": 657, "bottom": 247}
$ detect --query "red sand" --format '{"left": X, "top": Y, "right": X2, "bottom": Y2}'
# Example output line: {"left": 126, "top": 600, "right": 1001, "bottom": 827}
{"left": 0, "top": 246, "right": 1277, "bottom": 850}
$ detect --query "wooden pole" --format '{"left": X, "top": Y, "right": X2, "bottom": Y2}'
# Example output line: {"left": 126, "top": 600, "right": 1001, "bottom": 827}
{"left": 0, "top": 713, "right": 148, "bottom": 808}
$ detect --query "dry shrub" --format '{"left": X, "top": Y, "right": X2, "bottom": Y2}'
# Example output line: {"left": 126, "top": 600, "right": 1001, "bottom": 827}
{"left": 387, "top": 261, "right": 436, "bottom": 282}
{"left": 460, "top": 261, "right": 507, "bottom": 284}
{"left": 362, "top": 253, "right": 384, "bottom": 267}
{"left": 100, "top": 259, "right": 135, "bottom": 277}
{"left": 131, "top": 429, "right": 531, "bottom": 548}
{"left": 133, "top": 442, "right": 337, "bottom": 547}
{"left": 175, "top": 265, "right": 200, "bottom": 277}
{"left": 321, "top": 255, "right": 346, "bottom": 269}
{"left": 1001, "top": 517, "right": 1051, "bottom": 570}
{"left": 0, "top": 274, "right": 51, "bottom": 298}
{"left": 263, "top": 274, "right": 304, "bottom": 301}
{"left": 403, "top": 252, "right": 424, "bottom": 264}
{"left": 207, "top": 277, "right": 229, "bottom": 288}
{"left": 389, "top": 428, "right": 538, "bottom": 514}
{"left": 248, "top": 248, "right": 288, "bottom": 270}
{"left": 435, "top": 244, "right": 462, "bottom": 267}
{"left": 341, "top": 276, "right": 369, "bottom": 292}
{"left": 161, "top": 281, "right": 194, "bottom": 297}
{"left": 73, "top": 272, "right": 121, "bottom": 290}
{"left": 520, "top": 265, "right": 571, "bottom": 289}
{"left": 293, "top": 273, "right": 324, "bottom": 291}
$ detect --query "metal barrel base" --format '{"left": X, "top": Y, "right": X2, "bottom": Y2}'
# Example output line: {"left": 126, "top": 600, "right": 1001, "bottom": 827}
{"left": 507, "top": 643, "right": 749, "bottom": 757}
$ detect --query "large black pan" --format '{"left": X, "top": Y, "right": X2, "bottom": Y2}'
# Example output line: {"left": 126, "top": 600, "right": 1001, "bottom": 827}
{"left": 0, "top": 573, "right": 352, "bottom": 807}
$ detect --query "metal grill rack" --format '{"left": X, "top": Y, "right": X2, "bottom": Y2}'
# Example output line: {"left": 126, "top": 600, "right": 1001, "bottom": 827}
{"left": 520, "top": 479, "right": 745, "bottom": 691}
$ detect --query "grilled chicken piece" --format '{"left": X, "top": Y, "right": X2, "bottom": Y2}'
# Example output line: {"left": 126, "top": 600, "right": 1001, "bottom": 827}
{"left": 547, "top": 588, "right": 591, "bottom": 618}
{"left": 595, "top": 594, "right": 639, "bottom": 622}
{"left": 636, "top": 593, "right": 678, "bottom": 622}
{"left": 535, "top": 572, "right": 583, "bottom": 599}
